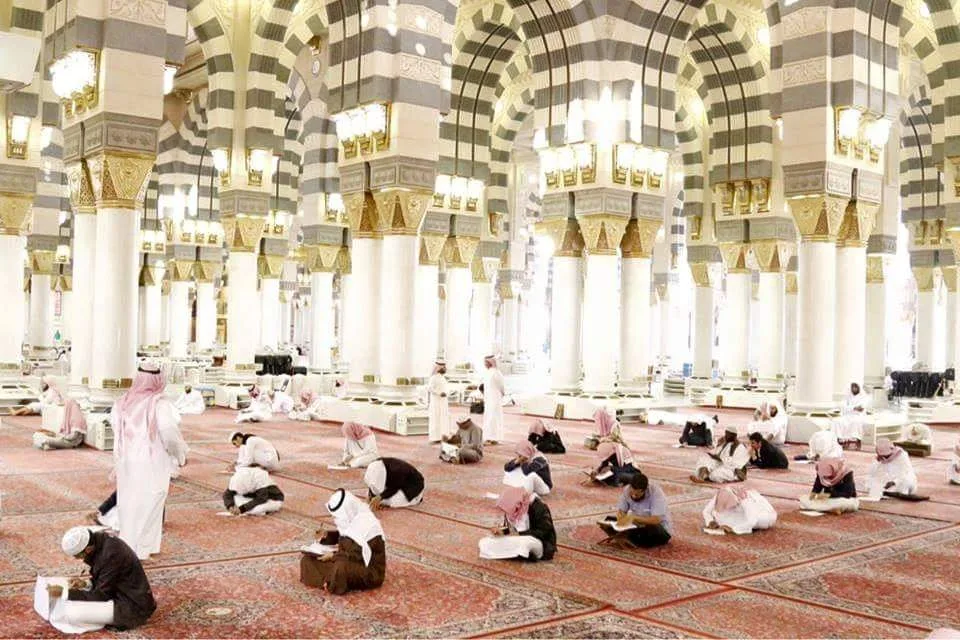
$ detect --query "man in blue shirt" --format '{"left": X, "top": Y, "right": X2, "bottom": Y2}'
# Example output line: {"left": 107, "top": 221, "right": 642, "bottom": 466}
{"left": 599, "top": 472, "right": 672, "bottom": 548}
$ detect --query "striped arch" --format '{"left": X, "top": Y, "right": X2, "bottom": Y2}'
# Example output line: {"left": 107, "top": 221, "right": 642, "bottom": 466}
{"left": 900, "top": 86, "right": 942, "bottom": 224}
{"left": 488, "top": 67, "right": 536, "bottom": 215}
{"left": 246, "top": 0, "right": 302, "bottom": 151}
{"left": 685, "top": 2, "right": 771, "bottom": 185}
{"left": 186, "top": 0, "right": 235, "bottom": 148}
{"left": 762, "top": 0, "right": 782, "bottom": 118}
{"left": 275, "top": 3, "right": 330, "bottom": 109}
{"left": 917, "top": 0, "right": 960, "bottom": 158}
{"left": 156, "top": 91, "right": 219, "bottom": 221}
{"left": 674, "top": 81, "right": 710, "bottom": 222}
{"left": 441, "top": 2, "right": 527, "bottom": 181}
{"left": 900, "top": 3, "right": 946, "bottom": 166}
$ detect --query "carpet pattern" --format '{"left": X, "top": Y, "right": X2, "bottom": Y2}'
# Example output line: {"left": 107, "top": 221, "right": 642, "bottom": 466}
{"left": 0, "top": 406, "right": 958, "bottom": 638}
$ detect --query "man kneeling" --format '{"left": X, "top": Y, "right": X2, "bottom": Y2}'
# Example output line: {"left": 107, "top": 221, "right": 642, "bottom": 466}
{"left": 223, "top": 466, "right": 284, "bottom": 516}
{"left": 36, "top": 527, "right": 156, "bottom": 633}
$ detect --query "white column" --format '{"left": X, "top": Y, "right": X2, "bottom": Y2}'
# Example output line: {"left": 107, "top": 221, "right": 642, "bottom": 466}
{"left": 785, "top": 274, "right": 798, "bottom": 377}
{"left": 310, "top": 270, "right": 334, "bottom": 371}
{"left": 0, "top": 234, "right": 26, "bottom": 368}
{"left": 469, "top": 278, "right": 494, "bottom": 371}
{"left": 550, "top": 255, "right": 583, "bottom": 392}
{"left": 722, "top": 270, "right": 752, "bottom": 381}
{"left": 581, "top": 254, "right": 619, "bottom": 395}
{"left": 195, "top": 281, "right": 217, "bottom": 350}
{"left": 343, "top": 237, "right": 380, "bottom": 392}
{"left": 947, "top": 288, "right": 957, "bottom": 369}
{"left": 444, "top": 266, "right": 472, "bottom": 371}
{"left": 864, "top": 259, "right": 887, "bottom": 386}
{"left": 28, "top": 272, "right": 54, "bottom": 351}
{"left": 259, "top": 277, "right": 281, "bottom": 350}
{"left": 620, "top": 256, "right": 651, "bottom": 392}
{"left": 378, "top": 234, "right": 419, "bottom": 399}
{"left": 755, "top": 271, "right": 785, "bottom": 381}
{"left": 89, "top": 208, "right": 140, "bottom": 398}
{"left": 70, "top": 212, "right": 96, "bottom": 388}
{"left": 795, "top": 241, "right": 837, "bottom": 410}
{"left": 692, "top": 284, "right": 716, "bottom": 378}
{"left": 500, "top": 294, "right": 519, "bottom": 365}
{"left": 168, "top": 279, "right": 191, "bottom": 358}
{"left": 59, "top": 289, "right": 72, "bottom": 343}
{"left": 160, "top": 285, "right": 170, "bottom": 345}
{"left": 141, "top": 266, "right": 164, "bottom": 348}
{"left": 226, "top": 252, "right": 260, "bottom": 370}
{"left": 834, "top": 246, "right": 867, "bottom": 394}
{"left": 413, "top": 262, "right": 440, "bottom": 377}
{"left": 657, "top": 283, "right": 672, "bottom": 363}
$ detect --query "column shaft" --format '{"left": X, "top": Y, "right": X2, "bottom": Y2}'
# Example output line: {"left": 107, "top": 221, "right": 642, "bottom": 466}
{"left": 443, "top": 267, "right": 472, "bottom": 370}
{"left": 755, "top": 272, "right": 785, "bottom": 380}
{"left": 195, "top": 282, "right": 217, "bottom": 350}
{"left": 785, "top": 284, "right": 798, "bottom": 378}
{"left": 0, "top": 235, "right": 26, "bottom": 367}
{"left": 581, "top": 254, "right": 619, "bottom": 394}
{"left": 469, "top": 281, "right": 494, "bottom": 371}
{"left": 916, "top": 289, "right": 945, "bottom": 370}
{"left": 168, "top": 281, "right": 191, "bottom": 358}
{"left": 795, "top": 241, "right": 837, "bottom": 409}
{"left": 413, "top": 263, "right": 440, "bottom": 376}
{"left": 723, "top": 271, "right": 752, "bottom": 380}
{"left": 378, "top": 234, "right": 419, "bottom": 398}
{"left": 141, "top": 283, "right": 162, "bottom": 347}
{"left": 834, "top": 247, "right": 867, "bottom": 393}
{"left": 226, "top": 252, "right": 260, "bottom": 369}
{"left": 259, "top": 278, "right": 281, "bottom": 350}
{"left": 70, "top": 214, "right": 96, "bottom": 387}
{"left": 28, "top": 274, "right": 53, "bottom": 350}
{"left": 550, "top": 256, "right": 582, "bottom": 391}
{"left": 344, "top": 237, "right": 380, "bottom": 389}
{"left": 620, "top": 257, "right": 651, "bottom": 391}
{"left": 310, "top": 271, "right": 334, "bottom": 371}
{"left": 693, "top": 285, "right": 716, "bottom": 378}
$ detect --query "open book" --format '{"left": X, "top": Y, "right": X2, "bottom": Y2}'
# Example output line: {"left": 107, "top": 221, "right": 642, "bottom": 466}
{"left": 300, "top": 542, "right": 339, "bottom": 556}
{"left": 597, "top": 518, "right": 636, "bottom": 532}
{"left": 583, "top": 469, "right": 614, "bottom": 481}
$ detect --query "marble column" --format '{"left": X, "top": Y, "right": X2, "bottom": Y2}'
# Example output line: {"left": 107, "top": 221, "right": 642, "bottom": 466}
{"left": 469, "top": 256, "right": 497, "bottom": 372}
{"left": 577, "top": 214, "right": 628, "bottom": 396}
{"left": 304, "top": 244, "right": 340, "bottom": 372}
{"left": 833, "top": 203, "right": 874, "bottom": 394}
{"left": 58, "top": 283, "right": 72, "bottom": 343}
{"left": 194, "top": 261, "right": 219, "bottom": 351}
{"left": 139, "top": 263, "right": 163, "bottom": 349}
{"left": 160, "top": 279, "right": 170, "bottom": 346}
{"left": 258, "top": 270, "right": 281, "bottom": 350}
{"left": 442, "top": 236, "right": 478, "bottom": 374}
{"left": 719, "top": 244, "right": 752, "bottom": 382}
{"left": 943, "top": 266, "right": 957, "bottom": 368}
{"left": 413, "top": 234, "right": 445, "bottom": 377}
{"left": 28, "top": 250, "right": 56, "bottom": 353}
{"left": 864, "top": 255, "right": 888, "bottom": 385}
{"left": 0, "top": 195, "right": 29, "bottom": 371}
{"left": 752, "top": 242, "right": 790, "bottom": 382}
{"left": 279, "top": 260, "right": 298, "bottom": 347}
{"left": 784, "top": 270, "right": 799, "bottom": 378}
{"left": 167, "top": 260, "right": 193, "bottom": 359}
{"left": 67, "top": 172, "right": 96, "bottom": 388}
{"left": 222, "top": 215, "right": 265, "bottom": 374}
{"left": 790, "top": 195, "right": 847, "bottom": 410}
{"left": 342, "top": 192, "right": 381, "bottom": 395}
{"left": 620, "top": 218, "right": 661, "bottom": 394}
{"left": 913, "top": 267, "right": 944, "bottom": 370}
{"left": 690, "top": 261, "right": 719, "bottom": 378}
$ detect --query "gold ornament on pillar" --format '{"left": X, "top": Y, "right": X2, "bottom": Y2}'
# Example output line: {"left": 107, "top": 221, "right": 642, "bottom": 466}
{"left": 303, "top": 245, "right": 340, "bottom": 273}
{"left": 442, "top": 236, "right": 479, "bottom": 269}
{"left": 752, "top": 240, "right": 792, "bottom": 273}
{"left": 345, "top": 192, "right": 379, "bottom": 238}
{"left": 373, "top": 189, "right": 429, "bottom": 235}
{"left": 866, "top": 255, "right": 886, "bottom": 283}
{"left": 66, "top": 161, "right": 96, "bottom": 214}
{"left": 719, "top": 243, "right": 752, "bottom": 274}
{"left": 222, "top": 215, "right": 266, "bottom": 252}
{"left": 168, "top": 259, "right": 195, "bottom": 282}
{"left": 912, "top": 266, "right": 936, "bottom": 292}
{"left": 471, "top": 255, "right": 498, "bottom": 283}
{"left": 194, "top": 261, "right": 220, "bottom": 283}
{"left": 336, "top": 246, "right": 352, "bottom": 274}
{"left": 941, "top": 265, "right": 957, "bottom": 293}
{"left": 85, "top": 152, "right": 155, "bottom": 210}
{"left": 535, "top": 217, "right": 585, "bottom": 258}
{"left": 258, "top": 254, "right": 285, "bottom": 278}
{"left": 788, "top": 195, "right": 848, "bottom": 242}
{"left": 836, "top": 201, "right": 876, "bottom": 248}
{"left": 161, "top": 278, "right": 171, "bottom": 296}
{"left": 53, "top": 274, "right": 72, "bottom": 292}
{"left": 419, "top": 233, "right": 447, "bottom": 266}
{"left": 139, "top": 264, "right": 156, "bottom": 287}
{"left": 689, "top": 262, "right": 719, "bottom": 287}
{"left": 786, "top": 272, "right": 798, "bottom": 294}
{"left": 0, "top": 194, "right": 33, "bottom": 235}
{"left": 30, "top": 250, "right": 56, "bottom": 275}
{"left": 619, "top": 218, "right": 662, "bottom": 259}
{"left": 575, "top": 215, "right": 628, "bottom": 256}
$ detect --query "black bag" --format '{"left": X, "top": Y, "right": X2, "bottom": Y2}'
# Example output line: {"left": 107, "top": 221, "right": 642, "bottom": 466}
{"left": 530, "top": 430, "right": 566, "bottom": 454}
{"left": 680, "top": 421, "right": 711, "bottom": 447}
{"left": 470, "top": 401, "right": 484, "bottom": 414}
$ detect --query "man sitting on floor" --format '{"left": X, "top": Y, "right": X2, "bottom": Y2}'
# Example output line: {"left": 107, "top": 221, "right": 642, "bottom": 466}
{"left": 32, "top": 398, "right": 86, "bottom": 451}
{"left": 868, "top": 438, "right": 918, "bottom": 499}
{"left": 692, "top": 427, "right": 749, "bottom": 483}
{"left": 235, "top": 386, "right": 273, "bottom": 423}
{"left": 702, "top": 486, "right": 777, "bottom": 535}
{"left": 503, "top": 441, "right": 552, "bottom": 496}
{"left": 748, "top": 432, "right": 789, "bottom": 469}
{"left": 364, "top": 457, "right": 425, "bottom": 510}
{"left": 223, "top": 466, "right": 284, "bottom": 516}
{"left": 440, "top": 417, "right": 484, "bottom": 464}
{"left": 597, "top": 472, "right": 672, "bottom": 548}
{"left": 37, "top": 527, "right": 156, "bottom": 633}
{"left": 173, "top": 385, "right": 205, "bottom": 415}
{"left": 12, "top": 377, "right": 61, "bottom": 416}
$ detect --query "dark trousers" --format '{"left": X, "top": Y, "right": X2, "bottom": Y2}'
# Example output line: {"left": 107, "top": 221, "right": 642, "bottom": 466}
{"left": 98, "top": 491, "right": 117, "bottom": 515}
{"left": 626, "top": 524, "right": 672, "bottom": 548}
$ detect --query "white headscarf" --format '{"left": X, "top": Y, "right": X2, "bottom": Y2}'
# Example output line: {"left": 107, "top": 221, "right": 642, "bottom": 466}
{"left": 228, "top": 466, "right": 270, "bottom": 495}
{"left": 326, "top": 489, "right": 384, "bottom": 566}
{"left": 363, "top": 459, "right": 387, "bottom": 495}
{"left": 809, "top": 430, "right": 843, "bottom": 459}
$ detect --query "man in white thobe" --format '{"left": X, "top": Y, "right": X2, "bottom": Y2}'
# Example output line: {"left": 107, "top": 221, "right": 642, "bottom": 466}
{"left": 427, "top": 360, "right": 450, "bottom": 443}
{"left": 831, "top": 382, "right": 868, "bottom": 448}
{"left": 692, "top": 428, "right": 750, "bottom": 483}
{"left": 482, "top": 354, "right": 505, "bottom": 444}
{"left": 111, "top": 362, "right": 189, "bottom": 560}
{"left": 173, "top": 385, "right": 205, "bottom": 415}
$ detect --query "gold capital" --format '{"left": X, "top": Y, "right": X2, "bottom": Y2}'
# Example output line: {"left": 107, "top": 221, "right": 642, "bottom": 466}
{"left": 689, "top": 261, "right": 719, "bottom": 287}
{"left": 471, "top": 255, "right": 498, "bottom": 283}
{"left": 442, "top": 236, "right": 479, "bottom": 268}
{"left": 168, "top": 259, "right": 195, "bottom": 282}
{"left": 789, "top": 194, "right": 847, "bottom": 242}
{"left": 222, "top": 215, "right": 265, "bottom": 252}
{"left": 576, "top": 214, "right": 628, "bottom": 256}
{"left": 752, "top": 240, "right": 792, "bottom": 273}
{"left": 53, "top": 274, "right": 72, "bottom": 292}
{"left": 719, "top": 243, "right": 752, "bottom": 274}
{"left": 337, "top": 246, "right": 352, "bottom": 274}
{"left": 194, "top": 261, "right": 220, "bottom": 283}
{"left": 419, "top": 233, "right": 447, "bottom": 266}
{"left": 30, "top": 250, "right": 56, "bottom": 275}
{"left": 837, "top": 202, "right": 876, "bottom": 248}
{"left": 866, "top": 255, "right": 886, "bottom": 284}
{"left": 536, "top": 217, "right": 584, "bottom": 258}
{"left": 346, "top": 192, "right": 380, "bottom": 239}
{"left": 258, "top": 254, "right": 285, "bottom": 278}
{"left": 786, "top": 272, "right": 798, "bottom": 294}
{"left": 912, "top": 266, "right": 936, "bottom": 292}
{"left": 620, "top": 218, "right": 662, "bottom": 259}
{"left": 139, "top": 264, "right": 157, "bottom": 286}
{"left": 0, "top": 194, "right": 33, "bottom": 235}
{"left": 86, "top": 152, "right": 155, "bottom": 210}
{"left": 373, "top": 189, "right": 429, "bottom": 235}
{"left": 66, "top": 161, "right": 96, "bottom": 214}
{"left": 942, "top": 265, "right": 957, "bottom": 293}
{"left": 303, "top": 245, "right": 341, "bottom": 273}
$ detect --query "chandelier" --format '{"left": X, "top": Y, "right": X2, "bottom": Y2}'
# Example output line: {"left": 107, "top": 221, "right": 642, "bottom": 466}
{"left": 433, "top": 174, "right": 484, "bottom": 211}
{"left": 333, "top": 102, "right": 390, "bottom": 159}
{"left": 49, "top": 50, "right": 99, "bottom": 117}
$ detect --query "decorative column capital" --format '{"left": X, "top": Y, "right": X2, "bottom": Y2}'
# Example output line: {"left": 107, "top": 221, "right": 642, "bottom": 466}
{"left": 66, "top": 161, "right": 96, "bottom": 214}
{"left": 866, "top": 255, "right": 886, "bottom": 284}
{"left": 752, "top": 240, "right": 793, "bottom": 273}
{"left": 222, "top": 215, "right": 266, "bottom": 252}
{"left": 719, "top": 243, "right": 752, "bottom": 274}
{"left": 442, "top": 235, "right": 479, "bottom": 268}
{"left": 258, "top": 254, "right": 285, "bottom": 278}
{"left": 419, "top": 233, "right": 447, "bottom": 266}
{"left": 85, "top": 151, "right": 154, "bottom": 210}
{"left": 53, "top": 274, "right": 72, "bottom": 292}
{"left": 337, "top": 246, "right": 352, "bottom": 274}
{"left": 620, "top": 218, "right": 662, "bottom": 259}
{"left": 837, "top": 202, "right": 877, "bottom": 248}
{"left": 942, "top": 265, "right": 957, "bottom": 293}
{"left": 161, "top": 279, "right": 171, "bottom": 296}
{"left": 789, "top": 194, "right": 848, "bottom": 242}
{"left": 303, "top": 244, "right": 341, "bottom": 273}
{"left": 194, "top": 261, "right": 221, "bottom": 283}
{"left": 139, "top": 264, "right": 157, "bottom": 287}
{"left": 912, "top": 266, "right": 936, "bottom": 292}
{"left": 575, "top": 214, "right": 629, "bottom": 256}
{"left": 536, "top": 217, "right": 584, "bottom": 258}
{"left": 345, "top": 192, "right": 380, "bottom": 239}
{"left": 689, "top": 261, "right": 720, "bottom": 287}
{"left": 168, "top": 259, "right": 195, "bottom": 282}
{"left": 0, "top": 193, "right": 33, "bottom": 235}
{"left": 30, "top": 250, "right": 57, "bottom": 275}
{"left": 373, "top": 189, "right": 430, "bottom": 236}
{"left": 471, "top": 255, "right": 498, "bottom": 283}
{"left": 785, "top": 272, "right": 798, "bottom": 294}
{"left": 949, "top": 229, "right": 960, "bottom": 258}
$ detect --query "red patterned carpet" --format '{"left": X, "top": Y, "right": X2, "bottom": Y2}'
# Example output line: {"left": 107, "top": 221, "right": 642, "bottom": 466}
{"left": 1, "top": 404, "right": 959, "bottom": 638}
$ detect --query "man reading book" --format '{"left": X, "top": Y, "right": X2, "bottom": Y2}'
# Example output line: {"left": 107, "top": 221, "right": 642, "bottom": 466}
{"left": 597, "top": 472, "right": 672, "bottom": 548}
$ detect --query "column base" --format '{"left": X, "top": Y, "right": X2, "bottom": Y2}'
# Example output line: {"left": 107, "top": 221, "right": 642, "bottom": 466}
{"left": 787, "top": 401, "right": 840, "bottom": 417}
{"left": 346, "top": 381, "right": 379, "bottom": 401}
{"left": 375, "top": 382, "right": 423, "bottom": 406}
{"left": 86, "top": 387, "right": 125, "bottom": 409}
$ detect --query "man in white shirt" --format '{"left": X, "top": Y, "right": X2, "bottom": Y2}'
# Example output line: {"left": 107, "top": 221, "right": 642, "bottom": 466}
{"left": 832, "top": 382, "right": 868, "bottom": 449}
{"left": 482, "top": 355, "right": 505, "bottom": 445}
{"left": 173, "top": 385, "right": 205, "bottom": 415}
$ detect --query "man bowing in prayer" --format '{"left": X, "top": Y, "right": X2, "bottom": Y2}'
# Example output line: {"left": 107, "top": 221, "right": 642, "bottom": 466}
{"left": 111, "top": 361, "right": 189, "bottom": 560}
{"left": 482, "top": 354, "right": 506, "bottom": 445}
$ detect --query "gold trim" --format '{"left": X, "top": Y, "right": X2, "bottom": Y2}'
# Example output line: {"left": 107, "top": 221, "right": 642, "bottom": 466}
{"left": 0, "top": 193, "right": 33, "bottom": 235}
{"left": 101, "top": 377, "right": 133, "bottom": 389}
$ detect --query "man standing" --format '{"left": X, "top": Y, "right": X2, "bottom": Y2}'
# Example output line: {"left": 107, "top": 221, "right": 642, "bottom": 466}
{"left": 112, "top": 362, "right": 189, "bottom": 560}
{"left": 482, "top": 354, "right": 505, "bottom": 445}
{"left": 40, "top": 526, "right": 156, "bottom": 632}
{"left": 427, "top": 360, "right": 450, "bottom": 443}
